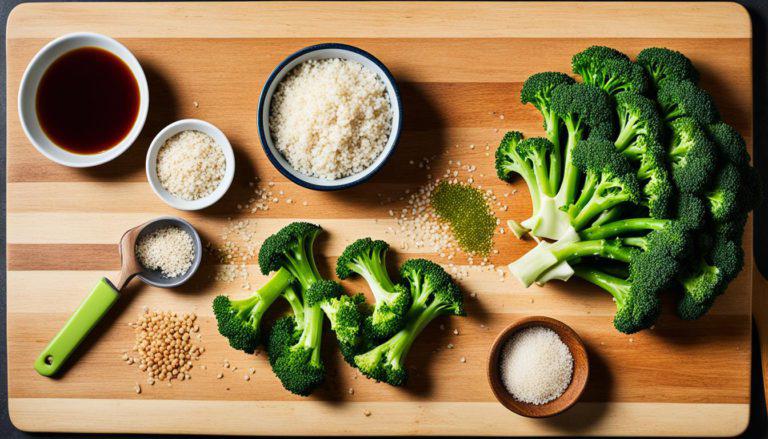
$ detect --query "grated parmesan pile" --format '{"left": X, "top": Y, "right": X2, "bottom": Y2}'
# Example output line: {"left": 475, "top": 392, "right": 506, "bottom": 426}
{"left": 136, "top": 226, "right": 195, "bottom": 278}
{"left": 269, "top": 58, "right": 392, "bottom": 180}
{"left": 499, "top": 326, "right": 573, "bottom": 405}
{"left": 156, "top": 130, "right": 226, "bottom": 200}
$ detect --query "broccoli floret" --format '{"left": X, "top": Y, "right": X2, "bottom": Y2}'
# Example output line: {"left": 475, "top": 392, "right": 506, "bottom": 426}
{"left": 521, "top": 72, "right": 575, "bottom": 172}
{"left": 573, "top": 264, "right": 661, "bottom": 334}
{"left": 675, "top": 236, "right": 744, "bottom": 320}
{"left": 704, "top": 164, "right": 742, "bottom": 222}
{"left": 667, "top": 117, "right": 718, "bottom": 193}
{"left": 706, "top": 122, "right": 750, "bottom": 168}
{"left": 636, "top": 47, "right": 699, "bottom": 87}
{"left": 614, "top": 91, "right": 663, "bottom": 151}
{"left": 336, "top": 238, "right": 411, "bottom": 339}
{"left": 266, "top": 315, "right": 325, "bottom": 396}
{"left": 632, "top": 137, "right": 674, "bottom": 218}
{"left": 551, "top": 83, "right": 615, "bottom": 207}
{"left": 305, "top": 280, "right": 364, "bottom": 347}
{"left": 568, "top": 138, "right": 641, "bottom": 230}
{"left": 354, "top": 259, "right": 464, "bottom": 386}
{"left": 516, "top": 137, "right": 572, "bottom": 239}
{"left": 258, "top": 222, "right": 322, "bottom": 289}
{"left": 676, "top": 295, "right": 715, "bottom": 321}
{"left": 657, "top": 79, "right": 719, "bottom": 124}
{"left": 212, "top": 267, "right": 296, "bottom": 353}
{"left": 715, "top": 211, "right": 748, "bottom": 242}
{"left": 260, "top": 222, "right": 327, "bottom": 396}
{"left": 572, "top": 46, "right": 647, "bottom": 95}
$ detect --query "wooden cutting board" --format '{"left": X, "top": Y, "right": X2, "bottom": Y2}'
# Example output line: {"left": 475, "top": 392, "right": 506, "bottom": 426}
{"left": 5, "top": 2, "right": 754, "bottom": 436}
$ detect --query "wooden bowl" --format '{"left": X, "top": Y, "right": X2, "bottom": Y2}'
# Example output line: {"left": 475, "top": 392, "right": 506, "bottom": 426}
{"left": 487, "top": 316, "right": 589, "bottom": 418}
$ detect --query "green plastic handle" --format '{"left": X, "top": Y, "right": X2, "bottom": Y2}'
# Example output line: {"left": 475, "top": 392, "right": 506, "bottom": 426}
{"left": 34, "top": 278, "right": 120, "bottom": 376}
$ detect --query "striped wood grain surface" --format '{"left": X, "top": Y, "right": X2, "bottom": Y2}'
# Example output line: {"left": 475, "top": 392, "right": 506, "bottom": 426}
{"left": 5, "top": 2, "right": 754, "bottom": 436}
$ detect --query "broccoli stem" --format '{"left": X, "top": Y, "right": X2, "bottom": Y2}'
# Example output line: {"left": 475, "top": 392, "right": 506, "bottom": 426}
{"left": 556, "top": 120, "right": 582, "bottom": 207}
{"left": 283, "top": 236, "right": 321, "bottom": 291}
{"left": 615, "top": 113, "right": 639, "bottom": 151}
{"left": 355, "top": 258, "right": 398, "bottom": 304}
{"left": 282, "top": 285, "right": 305, "bottom": 332}
{"left": 580, "top": 218, "right": 670, "bottom": 240}
{"left": 510, "top": 239, "right": 633, "bottom": 287}
{"left": 297, "top": 305, "right": 324, "bottom": 366}
{"left": 550, "top": 240, "right": 634, "bottom": 263}
{"left": 544, "top": 111, "right": 562, "bottom": 193}
{"left": 573, "top": 266, "right": 630, "bottom": 307}
{"left": 234, "top": 267, "right": 294, "bottom": 321}
{"left": 571, "top": 174, "right": 598, "bottom": 213}
{"left": 376, "top": 300, "right": 446, "bottom": 370}
{"left": 571, "top": 188, "right": 633, "bottom": 231}
{"left": 591, "top": 206, "right": 624, "bottom": 227}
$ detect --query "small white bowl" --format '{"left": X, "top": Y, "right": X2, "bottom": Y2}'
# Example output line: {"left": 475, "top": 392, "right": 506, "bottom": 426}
{"left": 257, "top": 43, "right": 403, "bottom": 191}
{"left": 146, "top": 119, "right": 236, "bottom": 211}
{"left": 18, "top": 32, "right": 149, "bottom": 167}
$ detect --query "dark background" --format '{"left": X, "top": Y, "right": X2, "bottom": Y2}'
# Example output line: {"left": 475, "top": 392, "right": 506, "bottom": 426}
{"left": 1, "top": 1, "right": 767, "bottom": 438}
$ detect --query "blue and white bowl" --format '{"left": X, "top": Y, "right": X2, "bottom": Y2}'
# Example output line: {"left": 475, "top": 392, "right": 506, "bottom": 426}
{"left": 257, "top": 43, "right": 403, "bottom": 191}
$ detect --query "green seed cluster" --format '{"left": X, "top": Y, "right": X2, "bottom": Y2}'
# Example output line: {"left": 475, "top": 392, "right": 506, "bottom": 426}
{"left": 431, "top": 181, "right": 496, "bottom": 255}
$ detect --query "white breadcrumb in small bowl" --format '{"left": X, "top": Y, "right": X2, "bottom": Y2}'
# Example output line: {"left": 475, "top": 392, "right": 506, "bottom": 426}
{"left": 146, "top": 119, "right": 235, "bottom": 210}
{"left": 258, "top": 43, "right": 402, "bottom": 191}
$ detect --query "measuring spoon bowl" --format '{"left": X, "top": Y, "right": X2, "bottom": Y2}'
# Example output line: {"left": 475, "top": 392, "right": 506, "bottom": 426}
{"left": 134, "top": 216, "right": 203, "bottom": 288}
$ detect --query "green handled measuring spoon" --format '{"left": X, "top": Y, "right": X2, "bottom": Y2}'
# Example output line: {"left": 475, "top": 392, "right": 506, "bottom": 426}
{"left": 34, "top": 217, "right": 202, "bottom": 377}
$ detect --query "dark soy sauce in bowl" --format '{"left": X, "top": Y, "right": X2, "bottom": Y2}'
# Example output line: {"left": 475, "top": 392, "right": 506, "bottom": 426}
{"left": 35, "top": 47, "right": 140, "bottom": 155}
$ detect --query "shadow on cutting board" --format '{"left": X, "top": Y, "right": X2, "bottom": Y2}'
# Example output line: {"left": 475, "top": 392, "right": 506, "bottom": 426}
{"left": 542, "top": 346, "right": 612, "bottom": 432}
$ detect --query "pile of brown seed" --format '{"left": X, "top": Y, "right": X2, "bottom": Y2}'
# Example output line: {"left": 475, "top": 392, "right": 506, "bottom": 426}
{"left": 126, "top": 309, "right": 204, "bottom": 384}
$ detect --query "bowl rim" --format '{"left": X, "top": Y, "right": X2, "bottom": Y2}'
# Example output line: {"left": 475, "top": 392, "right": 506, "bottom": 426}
{"left": 256, "top": 42, "right": 403, "bottom": 191}
{"left": 134, "top": 216, "right": 203, "bottom": 288}
{"left": 17, "top": 31, "right": 149, "bottom": 168}
{"left": 145, "top": 118, "right": 236, "bottom": 211}
{"left": 486, "top": 315, "right": 590, "bottom": 418}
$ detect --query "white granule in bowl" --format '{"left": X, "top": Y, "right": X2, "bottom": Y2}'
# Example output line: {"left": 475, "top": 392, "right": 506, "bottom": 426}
{"left": 156, "top": 130, "right": 226, "bottom": 200}
{"left": 499, "top": 326, "right": 574, "bottom": 405}
{"left": 269, "top": 58, "right": 392, "bottom": 180}
{"left": 136, "top": 226, "right": 195, "bottom": 278}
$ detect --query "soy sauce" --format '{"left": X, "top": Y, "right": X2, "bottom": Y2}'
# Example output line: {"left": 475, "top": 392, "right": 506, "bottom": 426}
{"left": 36, "top": 47, "right": 140, "bottom": 154}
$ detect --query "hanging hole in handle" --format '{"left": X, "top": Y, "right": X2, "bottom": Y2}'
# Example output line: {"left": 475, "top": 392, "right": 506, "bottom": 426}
{"left": 44, "top": 355, "right": 54, "bottom": 365}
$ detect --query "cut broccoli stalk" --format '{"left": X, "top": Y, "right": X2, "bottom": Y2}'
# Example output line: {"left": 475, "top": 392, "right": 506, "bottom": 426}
{"left": 506, "top": 219, "right": 530, "bottom": 239}
{"left": 520, "top": 195, "right": 573, "bottom": 240}
{"left": 512, "top": 137, "right": 574, "bottom": 240}
{"left": 509, "top": 238, "right": 633, "bottom": 288}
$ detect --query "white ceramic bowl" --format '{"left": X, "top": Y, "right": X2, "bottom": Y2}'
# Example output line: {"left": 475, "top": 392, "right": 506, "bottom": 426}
{"left": 18, "top": 32, "right": 149, "bottom": 167}
{"left": 146, "top": 119, "right": 236, "bottom": 211}
{"left": 257, "top": 43, "right": 403, "bottom": 191}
